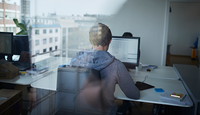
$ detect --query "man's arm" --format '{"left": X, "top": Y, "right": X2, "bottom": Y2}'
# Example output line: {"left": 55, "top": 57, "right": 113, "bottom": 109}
{"left": 116, "top": 61, "right": 140, "bottom": 99}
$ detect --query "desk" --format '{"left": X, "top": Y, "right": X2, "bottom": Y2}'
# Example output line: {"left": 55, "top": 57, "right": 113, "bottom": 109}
{"left": 0, "top": 71, "right": 53, "bottom": 85}
{"left": 129, "top": 66, "right": 179, "bottom": 80}
{"left": 0, "top": 64, "right": 194, "bottom": 114}
{"left": 114, "top": 76, "right": 192, "bottom": 107}
{"left": 173, "top": 64, "right": 200, "bottom": 115}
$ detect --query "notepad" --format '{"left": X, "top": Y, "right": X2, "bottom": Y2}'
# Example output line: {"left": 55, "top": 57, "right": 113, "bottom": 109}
{"left": 160, "top": 90, "right": 186, "bottom": 102}
{"left": 154, "top": 88, "right": 164, "bottom": 92}
{"left": 135, "top": 81, "right": 155, "bottom": 91}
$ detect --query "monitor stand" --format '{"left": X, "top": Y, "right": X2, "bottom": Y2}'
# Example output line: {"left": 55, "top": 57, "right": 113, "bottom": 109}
{"left": 7, "top": 54, "right": 13, "bottom": 62}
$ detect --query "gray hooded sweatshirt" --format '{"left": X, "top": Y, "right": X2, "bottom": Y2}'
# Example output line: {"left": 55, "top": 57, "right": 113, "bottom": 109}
{"left": 70, "top": 50, "right": 140, "bottom": 115}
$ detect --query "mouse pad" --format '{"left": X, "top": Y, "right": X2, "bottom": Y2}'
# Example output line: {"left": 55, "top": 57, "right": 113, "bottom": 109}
{"left": 135, "top": 81, "right": 155, "bottom": 91}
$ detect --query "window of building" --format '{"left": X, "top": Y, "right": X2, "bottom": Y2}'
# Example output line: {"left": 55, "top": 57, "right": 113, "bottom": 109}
{"left": 55, "top": 46, "right": 58, "bottom": 50}
{"left": 49, "top": 47, "right": 52, "bottom": 51}
{"left": 43, "top": 38, "right": 47, "bottom": 44}
{"left": 35, "top": 40, "right": 39, "bottom": 46}
{"left": 43, "top": 49, "right": 46, "bottom": 53}
{"left": 35, "top": 50, "right": 40, "bottom": 55}
{"left": 55, "top": 37, "right": 58, "bottom": 42}
{"left": 35, "top": 30, "right": 39, "bottom": 34}
{"left": 49, "top": 29, "right": 52, "bottom": 33}
{"left": 55, "top": 29, "right": 58, "bottom": 33}
{"left": 63, "top": 28, "right": 66, "bottom": 34}
{"left": 43, "top": 29, "right": 47, "bottom": 34}
{"left": 49, "top": 38, "right": 53, "bottom": 43}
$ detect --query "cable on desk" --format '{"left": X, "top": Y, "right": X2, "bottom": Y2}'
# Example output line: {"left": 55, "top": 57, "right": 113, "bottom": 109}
{"left": 141, "top": 75, "right": 148, "bottom": 84}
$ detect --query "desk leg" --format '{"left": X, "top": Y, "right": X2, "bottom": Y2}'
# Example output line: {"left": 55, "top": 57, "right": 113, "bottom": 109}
{"left": 194, "top": 102, "right": 200, "bottom": 115}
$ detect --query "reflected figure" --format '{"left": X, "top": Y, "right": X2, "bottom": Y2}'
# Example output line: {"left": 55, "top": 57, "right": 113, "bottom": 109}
{"left": 76, "top": 68, "right": 106, "bottom": 115}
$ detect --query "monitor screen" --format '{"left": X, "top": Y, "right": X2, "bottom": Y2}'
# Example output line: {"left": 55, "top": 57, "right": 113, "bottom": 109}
{"left": 13, "top": 35, "right": 30, "bottom": 55}
{"left": 0, "top": 32, "right": 13, "bottom": 55}
{"left": 108, "top": 36, "right": 140, "bottom": 69}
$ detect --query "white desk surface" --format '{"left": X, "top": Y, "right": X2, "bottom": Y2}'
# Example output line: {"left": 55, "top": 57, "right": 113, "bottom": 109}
{"left": 129, "top": 66, "right": 179, "bottom": 80}
{"left": 30, "top": 66, "right": 179, "bottom": 90}
{"left": 114, "top": 77, "right": 192, "bottom": 107}
{"left": 0, "top": 64, "right": 193, "bottom": 107}
{"left": 0, "top": 70, "right": 54, "bottom": 85}
{"left": 0, "top": 56, "right": 70, "bottom": 86}
{"left": 31, "top": 69, "right": 58, "bottom": 91}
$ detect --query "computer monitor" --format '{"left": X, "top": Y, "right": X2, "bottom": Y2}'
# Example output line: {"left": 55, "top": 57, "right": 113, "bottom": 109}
{"left": 108, "top": 36, "right": 140, "bottom": 69}
{"left": 0, "top": 32, "right": 13, "bottom": 61}
{"left": 12, "top": 35, "right": 30, "bottom": 55}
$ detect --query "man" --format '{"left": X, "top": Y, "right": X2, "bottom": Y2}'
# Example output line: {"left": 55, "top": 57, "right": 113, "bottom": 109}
{"left": 70, "top": 23, "right": 140, "bottom": 115}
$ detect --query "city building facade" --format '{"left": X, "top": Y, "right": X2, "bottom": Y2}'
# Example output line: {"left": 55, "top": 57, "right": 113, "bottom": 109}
{"left": 0, "top": 0, "right": 20, "bottom": 34}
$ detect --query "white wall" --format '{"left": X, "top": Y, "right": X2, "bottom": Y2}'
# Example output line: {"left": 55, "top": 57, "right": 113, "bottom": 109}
{"left": 101, "top": 0, "right": 169, "bottom": 66}
{"left": 168, "top": 2, "right": 200, "bottom": 56}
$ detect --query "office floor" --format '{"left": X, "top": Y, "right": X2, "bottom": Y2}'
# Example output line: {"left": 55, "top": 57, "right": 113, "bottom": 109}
{"left": 115, "top": 55, "right": 199, "bottom": 115}
{"left": 167, "top": 55, "right": 199, "bottom": 67}
{"left": 115, "top": 100, "right": 154, "bottom": 115}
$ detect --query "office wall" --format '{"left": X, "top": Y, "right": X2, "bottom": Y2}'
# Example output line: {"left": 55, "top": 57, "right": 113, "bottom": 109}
{"left": 168, "top": 2, "right": 200, "bottom": 56}
{"left": 100, "top": 0, "right": 169, "bottom": 66}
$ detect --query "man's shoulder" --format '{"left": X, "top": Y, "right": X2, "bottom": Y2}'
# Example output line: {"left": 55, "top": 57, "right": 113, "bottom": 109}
{"left": 111, "top": 58, "right": 126, "bottom": 68}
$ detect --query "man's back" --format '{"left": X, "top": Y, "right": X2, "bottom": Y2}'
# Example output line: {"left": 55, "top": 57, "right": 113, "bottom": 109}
{"left": 70, "top": 50, "right": 140, "bottom": 115}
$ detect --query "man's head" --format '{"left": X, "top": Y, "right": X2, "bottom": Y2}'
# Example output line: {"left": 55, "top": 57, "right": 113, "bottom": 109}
{"left": 89, "top": 23, "right": 112, "bottom": 48}
{"left": 122, "top": 32, "right": 133, "bottom": 37}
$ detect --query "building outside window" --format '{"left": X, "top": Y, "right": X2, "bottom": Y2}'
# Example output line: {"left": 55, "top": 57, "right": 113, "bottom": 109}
{"left": 55, "top": 46, "right": 58, "bottom": 50}
{"left": 43, "top": 29, "right": 47, "bottom": 34}
{"left": 55, "top": 37, "right": 58, "bottom": 42}
{"left": 43, "top": 49, "right": 46, "bottom": 53}
{"left": 35, "top": 50, "right": 40, "bottom": 55}
{"left": 49, "top": 29, "right": 52, "bottom": 33}
{"left": 35, "top": 30, "right": 39, "bottom": 34}
{"left": 43, "top": 38, "right": 47, "bottom": 44}
{"left": 49, "top": 38, "right": 53, "bottom": 43}
{"left": 55, "top": 29, "right": 58, "bottom": 33}
{"left": 35, "top": 40, "right": 39, "bottom": 46}
{"left": 49, "top": 47, "right": 52, "bottom": 51}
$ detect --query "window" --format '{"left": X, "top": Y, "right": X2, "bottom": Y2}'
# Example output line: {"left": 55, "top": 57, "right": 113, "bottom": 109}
{"left": 43, "top": 38, "right": 47, "bottom": 44}
{"left": 49, "top": 47, "right": 52, "bottom": 51}
{"left": 55, "top": 46, "right": 58, "bottom": 50}
{"left": 55, "top": 29, "right": 58, "bottom": 33}
{"left": 55, "top": 37, "right": 58, "bottom": 42}
{"left": 49, "top": 29, "right": 52, "bottom": 33}
{"left": 43, "top": 29, "right": 47, "bottom": 34}
{"left": 35, "top": 30, "right": 39, "bottom": 34}
{"left": 43, "top": 49, "right": 46, "bottom": 53}
{"left": 49, "top": 38, "right": 52, "bottom": 43}
{"left": 63, "top": 28, "right": 66, "bottom": 34}
{"left": 35, "top": 50, "right": 40, "bottom": 55}
{"left": 35, "top": 40, "right": 39, "bottom": 46}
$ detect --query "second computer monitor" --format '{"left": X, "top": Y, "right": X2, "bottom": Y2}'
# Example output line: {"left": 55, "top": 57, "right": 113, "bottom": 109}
{"left": 13, "top": 35, "right": 30, "bottom": 55}
{"left": 108, "top": 36, "right": 140, "bottom": 69}
{"left": 0, "top": 32, "right": 13, "bottom": 55}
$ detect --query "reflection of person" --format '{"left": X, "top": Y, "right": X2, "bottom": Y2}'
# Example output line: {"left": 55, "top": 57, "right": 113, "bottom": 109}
{"left": 70, "top": 23, "right": 140, "bottom": 115}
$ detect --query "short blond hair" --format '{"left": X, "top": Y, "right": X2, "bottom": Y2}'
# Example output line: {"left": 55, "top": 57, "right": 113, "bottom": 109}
{"left": 89, "top": 23, "right": 112, "bottom": 46}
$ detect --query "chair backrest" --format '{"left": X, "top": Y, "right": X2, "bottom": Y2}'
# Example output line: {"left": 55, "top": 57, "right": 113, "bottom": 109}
{"left": 56, "top": 66, "right": 106, "bottom": 115}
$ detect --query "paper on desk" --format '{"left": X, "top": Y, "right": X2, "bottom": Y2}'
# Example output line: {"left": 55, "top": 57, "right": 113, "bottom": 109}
{"left": 159, "top": 94, "right": 193, "bottom": 106}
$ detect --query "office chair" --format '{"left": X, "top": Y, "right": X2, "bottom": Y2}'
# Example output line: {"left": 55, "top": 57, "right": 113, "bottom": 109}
{"left": 56, "top": 66, "right": 106, "bottom": 115}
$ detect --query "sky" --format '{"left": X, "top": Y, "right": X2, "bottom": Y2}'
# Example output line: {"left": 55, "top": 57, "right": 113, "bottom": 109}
{"left": 30, "top": 0, "right": 128, "bottom": 16}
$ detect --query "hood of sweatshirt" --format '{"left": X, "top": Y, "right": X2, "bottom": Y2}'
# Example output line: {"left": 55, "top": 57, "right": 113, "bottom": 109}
{"left": 70, "top": 50, "right": 115, "bottom": 71}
